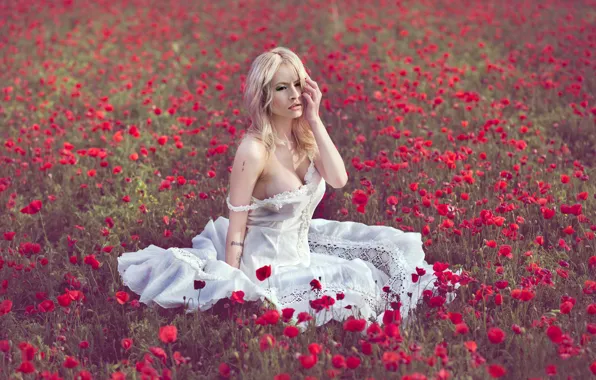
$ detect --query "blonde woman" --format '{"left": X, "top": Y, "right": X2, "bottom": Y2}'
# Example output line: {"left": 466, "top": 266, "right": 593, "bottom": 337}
{"left": 118, "top": 47, "right": 460, "bottom": 329}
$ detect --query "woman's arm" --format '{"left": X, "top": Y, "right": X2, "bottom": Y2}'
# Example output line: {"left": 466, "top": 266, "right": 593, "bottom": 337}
{"left": 302, "top": 76, "right": 348, "bottom": 189}
{"left": 309, "top": 117, "right": 348, "bottom": 189}
{"left": 225, "top": 137, "right": 266, "bottom": 269}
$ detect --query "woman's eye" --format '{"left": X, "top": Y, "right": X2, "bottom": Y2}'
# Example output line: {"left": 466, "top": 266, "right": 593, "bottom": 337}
{"left": 276, "top": 84, "right": 301, "bottom": 91}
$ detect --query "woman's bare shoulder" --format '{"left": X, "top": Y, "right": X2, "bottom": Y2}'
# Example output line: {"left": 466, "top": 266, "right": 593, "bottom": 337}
{"left": 235, "top": 134, "right": 267, "bottom": 162}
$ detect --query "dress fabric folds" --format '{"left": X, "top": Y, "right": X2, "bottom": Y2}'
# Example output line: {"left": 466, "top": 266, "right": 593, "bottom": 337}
{"left": 118, "top": 154, "right": 460, "bottom": 329}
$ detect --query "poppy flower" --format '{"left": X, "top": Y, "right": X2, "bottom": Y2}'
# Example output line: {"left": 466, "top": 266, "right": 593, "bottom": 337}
{"left": 346, "top": 356, "right": 361, "bottom": 369}
{"left": 63, "top": 356, "right": 79, "bottom": 369}
{"left": 455, "top": 323, "right": 469, "bottom": 335}
{"left": 283, "top": 326, "right": 300, "bottom": 338}
{"left": 121, "top": 338, "right": 133, "bottom": 351}
{"left": 17, "top": 361, "right": 35, "bottom": 374}
{"left": 262, "top": 309, "right": 280, "bottom": 325}
{"left": 487, "top": 327, "right": 505, "bottom": 344}
{"left": 158, "top": 325, "right": 177, "bottom": 343}
{"left": 0, "top": 300, "right": 12, "bottom": 316}
{"left": 487, "top": 364, "right": 506, "bottom": 378}
{"left": 256, "top": 265, "right": 272, "bottom": 281}
{"left": 310, "top": 279, "right": 322, "bottom": 291}
{"left": 331, "top": 354, "right": 346, "bottom": 369}
{"left": 297, "top": 311, "right": 313, "bottom": 324}
{"left": 298, "top": 354, "right": 317, "bottom": 369}
{"left": 343, "top": 317, "right": 366, "bottom": 332}
{"left": 56, "top": 293, "right": 71, "bottom": 308}
{"left": 216, "top": 364, "right": 232, "bottom": 380}
{"left": 230, "top": 290, "right": 245, "bottom": 304}
{"left": 259, "top": 334, "right": 276, "bottom": 352}
{"left": 281, "top": 308, "right": 295, "bottom": 320}
{"left": 37, "top": 300, "right": 55, "bottom": 313}
{"left": 546, "top": 325, "right": 563, "bottom": 344}
{"left": 115, "top": 291, "right": 129, "bottom": 305}
{"left": 20, "top": 200, "right": 43, "bottom": 215}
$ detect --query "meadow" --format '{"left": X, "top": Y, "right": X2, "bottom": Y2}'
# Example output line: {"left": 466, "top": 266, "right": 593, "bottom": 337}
{"left": 1, "top": 0, "right": 595, "bottom": 378}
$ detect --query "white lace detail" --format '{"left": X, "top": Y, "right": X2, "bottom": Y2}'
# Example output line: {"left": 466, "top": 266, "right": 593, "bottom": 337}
{"left": 226, "top": 158, "right": 316, "bottom": 212}
{"left": 169, "top": 247, "right": 225, "bottom": 281}
{"left": 306, "top": 232, "right": 435, "bottom": 313}
{"left": 251, "top": 184, "right": 310, "bottom": 210}
{"left": 296, "top": 160, "right": 319, "bottom": 257}
{"left": 226, "top": 195, "right": 260, "bottom": 212}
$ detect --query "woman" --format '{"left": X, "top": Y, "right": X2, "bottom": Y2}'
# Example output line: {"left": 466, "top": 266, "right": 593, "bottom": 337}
{"left": 118, "top": 47, "right": 461, "bottom": 330}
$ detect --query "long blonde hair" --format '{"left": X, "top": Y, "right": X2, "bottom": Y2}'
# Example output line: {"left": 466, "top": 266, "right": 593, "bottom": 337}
{"left": 242, "top": 46, "right": 319, "bottom": 162}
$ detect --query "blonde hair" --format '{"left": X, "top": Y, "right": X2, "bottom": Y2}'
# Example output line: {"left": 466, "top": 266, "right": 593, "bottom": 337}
{"left": 242, "top": 46, "right": 319, "bottom": 162}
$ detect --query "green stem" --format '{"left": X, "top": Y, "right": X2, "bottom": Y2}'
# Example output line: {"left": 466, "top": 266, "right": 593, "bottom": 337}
{"left": 38, "top": 212, "right": 51, "bottom": 247}
{"left": 167, "top": 344, "right": 177, "bottom": 377}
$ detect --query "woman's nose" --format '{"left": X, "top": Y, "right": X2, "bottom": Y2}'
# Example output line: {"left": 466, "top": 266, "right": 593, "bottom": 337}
{"left": 291, "top": 85, "right": 301, "bottom": 98}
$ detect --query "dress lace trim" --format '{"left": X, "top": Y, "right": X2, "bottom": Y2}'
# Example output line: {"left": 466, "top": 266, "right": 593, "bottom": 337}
{"left": 226, "top": 155, "right": 316, "bottom": 212}
{"left": 169, "top": 247, "right": 226, "bottom": 281}
{"left": 306, "top": 232, "right": 436, "bottom": 313}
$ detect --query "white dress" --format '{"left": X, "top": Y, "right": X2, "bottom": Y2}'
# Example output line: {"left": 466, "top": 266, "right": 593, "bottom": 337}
{"left": 117, "top": 153, "right": 461, "bottom": 330}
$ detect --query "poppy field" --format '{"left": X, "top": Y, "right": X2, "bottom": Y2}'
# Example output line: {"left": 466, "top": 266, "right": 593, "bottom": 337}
{"left": 1, "top": 0, "right": 595, "bottom": 378}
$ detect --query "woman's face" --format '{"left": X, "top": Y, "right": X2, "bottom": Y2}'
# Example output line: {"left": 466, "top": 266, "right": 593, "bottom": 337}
{"left": 269, "top": 63, "right": 303, "bottom": 119}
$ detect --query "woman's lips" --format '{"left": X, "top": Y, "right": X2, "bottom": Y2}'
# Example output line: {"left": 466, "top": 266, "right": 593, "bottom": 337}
{"left": 289, "top": 104, "right": 302, "bottom": 109}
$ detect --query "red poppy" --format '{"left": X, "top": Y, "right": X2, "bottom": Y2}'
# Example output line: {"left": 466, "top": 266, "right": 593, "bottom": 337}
{"left": 546, "top": 325, "right": 563, "bottom": 343}
{"left": 262, "top": 309, "right": 280, "bottom": 325}
{"left": 158, "top": 325, "right": 177, "bottom": 343}
{"left": 298, "top": 353, "right": 317, "bottom": 369}
{"left": 230, "top": 290, "right": 245, "bottom": 304}
{"left": 283, "top": 326, "right": 299, "bottom": 338}
{"left": 115, "top": 291, "right": 129, "bottom": 305}
{"left": 455, "top": 323, "right": 469, "bottom": 335}
{"left": 487, "top": 364, "right": 506, "bottom": 378}
{"left": 20, "top": 200, "right": 43, "bottom": 215}
{"left": 464, "top": 341, "right": 477, "bottom": 352}
{"left": 0, "top": 300, "right": 12, "bottom": 316}
{"left": 219, "top": 362, "right": 231, "bottom": 378}
{"left": 256, "top": 265, "right": 272, "bottom": 281}
{"left": 448, "top": 312, "right": 463, "bottom": 324}
{"left": 121, "top": 338, "right": 133, "bottom": 351}
{"left": 57, "top": 293, "right": 72, "bottom": 308}
{"left": 343, "top": 317, "right": 366, "bottom": 332}
{"left": 308, "top": 343, "right": 322, "bottom": 355}
{"left": 346, "top": 356, "right": 361, "bottom": 369}
{"left": 432, "top": 262, "right": 450, "bottom": 272}
{"left": 0, "top": 340, "right": 10, "bottom": 353}
{"left": 383, "top": 309, "right": 400, "bottom": 325}
{"left": 259, "top": 334, "right": 276, "bottom": 352}
{"left": 351, "top": 189, "right": 369, "bottom": 206}
{"left": 149, "top": 346, "right": 167, "bottom": 363}
{"left": 331, "top": 354, "right": 346, "bottom": 369}
{"left": 63, "top": 356, "right": 79, "bottom": 369}
{"left": 38, "top": 300, "right": 55, "bottom": 313}
{"left": 297, "top": 311, "right": 313, "bottom": 324}
{"left": 17, "top": 361, "right": 35, "bottom": 374}
{"left": 498, "top": 245, "right": 512, "bottom": 259}
{"left": 83, "top": 255, "right": 101, "bottom": 270}
{"left": 281, "top": 308, "right": 295, "bottom": 320}
{"left": 157, "top": 135, "right": 168, "bottom": 145}
{"left": 487, "top": 327, "right": 505, "bottom": 344}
